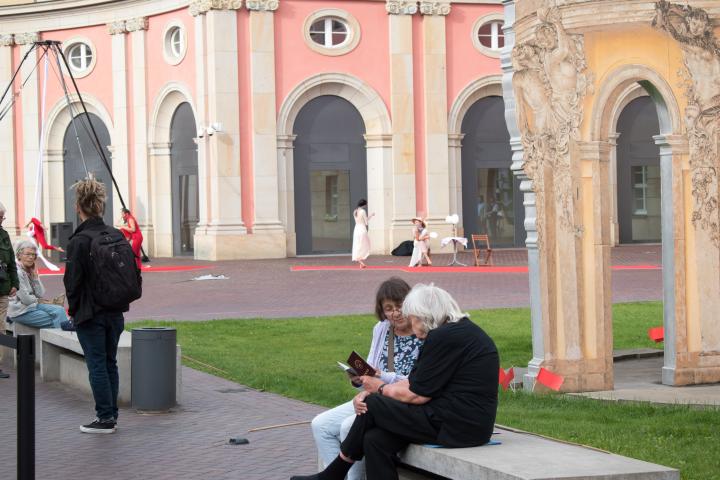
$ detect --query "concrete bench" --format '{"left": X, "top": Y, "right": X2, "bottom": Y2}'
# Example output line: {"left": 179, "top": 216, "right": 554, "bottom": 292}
{"left": 5, "top": 321, "right": 42, "bottom": 367}
{"left": 39, "top": 328, "right": 182, "bottom": 407}
{"left": 398, "top": 426, "right": 679, "bottom": 480}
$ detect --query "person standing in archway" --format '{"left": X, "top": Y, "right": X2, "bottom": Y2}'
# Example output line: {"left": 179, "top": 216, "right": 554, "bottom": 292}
{"left": 351, "top": 199, "right": 374, "bottom": 269}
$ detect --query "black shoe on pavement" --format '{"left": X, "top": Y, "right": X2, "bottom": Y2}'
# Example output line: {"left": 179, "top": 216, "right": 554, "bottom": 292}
{"left": 0, "top": 370, "right": 9, "bottom": 379}
{"left": 80, "top": 418, "right": 116, "bottom": 434}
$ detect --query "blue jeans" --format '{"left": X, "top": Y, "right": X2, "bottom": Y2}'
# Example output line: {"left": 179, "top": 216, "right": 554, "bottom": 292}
{"left": 11, "top": 303, "right": 68, "bottom": 328}
{"left": 76, "top": 312, "right": 124, "bottom": 422}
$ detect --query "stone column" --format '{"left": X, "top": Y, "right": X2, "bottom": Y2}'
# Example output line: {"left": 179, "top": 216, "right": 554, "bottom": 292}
{"left": 419, "top": 1, "right": 453, "bottom": 245}
{"left": 44, "top": 149, "right": 64, "bottom": 225}
{"left": 246, "top": 0, "right": 285, "bottom": 257}
{"left": 16, "top": 32, "right": 40, "bottom": 226}
{"left": 127, "top": 17, "right": 151, "bottom": 241}
{"left": 148, "top": 142, "right": 173, "bottom": 257}
{"left": 0, "top": 34, "right": 18, "bottom": 235}
{"left": 448, "top": 133, "right": 464, "bottom": 232}
{"left": 277, "top": 134, "right": 296, "bottom": 256}
{"left": 607, "top": 132, "right": 620, "bottom": 246}
{"left": 365, "top": 134, "right": 394, "bottom": 254}
{"left": 191, "top": 0, "right": 247, "bottom": 260}
{"left": 386, "top": 0, "right": 417, "bottom": 246}
{"left": 191, "top": 4, "right": 209, "bottom": 244}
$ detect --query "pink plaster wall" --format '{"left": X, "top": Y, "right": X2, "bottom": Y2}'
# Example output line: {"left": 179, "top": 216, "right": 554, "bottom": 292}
{"left": 13, "top": 47, "right": 24, "bottom": 225}
{"left": 413, "top": 14, "right": 426, "bottom": 217}
{"left": 446, "top": 3, "right": 503, "bottom": 112}
{"left": 237, "top": 8, "right": 254, "bottom": 229}
{"left": 274, "top": 0, "right": 390, "bottom": 116}
{"left": 41, "top": 25, "right": 114, "bottom": 124}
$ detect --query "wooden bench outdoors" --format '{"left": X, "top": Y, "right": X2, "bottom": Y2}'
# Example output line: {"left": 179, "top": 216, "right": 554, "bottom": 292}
{"left": 39, "top": 328, "right": 182, "bottom": 406}
{"left": 397, "top": 426, "right": 679, "bottom": 480}
{"left": 471, "top": 234, "right": 493, "bottom": 266}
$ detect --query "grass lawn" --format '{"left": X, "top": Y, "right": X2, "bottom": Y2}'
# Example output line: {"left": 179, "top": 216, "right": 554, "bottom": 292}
{"left": 130, "top": 301, "right": 719, "bottom": 480}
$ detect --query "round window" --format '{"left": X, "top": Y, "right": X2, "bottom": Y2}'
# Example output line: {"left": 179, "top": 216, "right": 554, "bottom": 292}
{"left": 67, "top": 43, "right": 93, "bottom": 73}
{"left": 309, "top": 17, "right": 349, "bottom": 48}
{"left": 477, "top": 20, "right": 505, "bottom": 50}
{"left": 163, "top": 23, "right": 187, "bottom": 65}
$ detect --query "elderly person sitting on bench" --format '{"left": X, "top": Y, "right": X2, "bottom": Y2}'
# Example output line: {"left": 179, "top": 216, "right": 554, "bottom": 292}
{"left": 291, "top": 283, "right": 500, "bottom": 480}
{"left": 8, "top": 240, "right": 68, "bottom": 329}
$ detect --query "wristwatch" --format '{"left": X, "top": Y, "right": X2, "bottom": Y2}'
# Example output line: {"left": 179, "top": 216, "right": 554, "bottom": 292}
{"left": 377, "top": 383, "right": 388, "bottom": 396}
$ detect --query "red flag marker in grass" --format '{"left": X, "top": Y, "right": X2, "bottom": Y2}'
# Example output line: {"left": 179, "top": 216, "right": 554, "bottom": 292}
{"left": 498, "top": 367, "right": 506, "bottom": 389}
{"left": 536, "top": 367, "right": 564, "bottom": 391}
{"left": 502, "top": 367, "right": 515, "bottom": 391}
{"left": 648, "top": 326, "right": 664, "bottom": 343}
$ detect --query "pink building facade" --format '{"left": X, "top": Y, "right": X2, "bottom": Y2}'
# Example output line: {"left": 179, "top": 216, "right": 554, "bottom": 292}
{"left": 0, "top": 0, "right": 510, "bottom": 260}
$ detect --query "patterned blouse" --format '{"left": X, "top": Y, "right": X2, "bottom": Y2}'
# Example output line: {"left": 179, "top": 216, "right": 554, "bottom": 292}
{"left": 377, "top": 330, "right": 423, "bottom": 376}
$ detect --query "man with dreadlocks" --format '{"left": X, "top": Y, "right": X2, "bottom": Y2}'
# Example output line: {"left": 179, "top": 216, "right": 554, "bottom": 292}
{"left": 64, "top": 176, "right": 141, "bottom": 434}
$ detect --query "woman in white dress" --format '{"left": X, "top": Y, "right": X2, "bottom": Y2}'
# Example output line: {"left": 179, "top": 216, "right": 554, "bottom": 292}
{"left": 352, "top": 199, "right": 373, "bottom": 268}
{"left": 409, "top": 217, "right": 432, "bottom": 267}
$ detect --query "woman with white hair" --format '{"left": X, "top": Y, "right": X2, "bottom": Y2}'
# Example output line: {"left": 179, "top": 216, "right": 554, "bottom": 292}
{"left": 291, "top": 283, "right": 500, "bottom": 480}
{"left": 0, "top": 201, "right": 19, "bottom": 379}
{"left": 8, "top": 240, "right": 69, "bottom": 329}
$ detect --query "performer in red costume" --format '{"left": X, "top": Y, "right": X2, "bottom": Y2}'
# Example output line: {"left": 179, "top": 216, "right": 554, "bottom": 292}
{"left": 118, "top": 208, "right": 143, "bottom": 269}
{"left": 26, "top": 217, "right": 64, "bottom": 252}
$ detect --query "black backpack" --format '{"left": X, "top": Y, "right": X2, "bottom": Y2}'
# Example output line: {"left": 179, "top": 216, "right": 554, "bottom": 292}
{"left": 391, "top": 240, "right": 414, "bottom": 256}
{"left": 81, "top": 229, "right": 142, "bottom": 310}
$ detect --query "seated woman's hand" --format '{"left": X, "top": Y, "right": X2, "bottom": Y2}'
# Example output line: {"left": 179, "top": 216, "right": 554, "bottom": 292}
{"left": 353, "top": 391, "right": 370, "bottom": 415}
{"left": 361, "top": 375, "right": 383, "bottom": 393}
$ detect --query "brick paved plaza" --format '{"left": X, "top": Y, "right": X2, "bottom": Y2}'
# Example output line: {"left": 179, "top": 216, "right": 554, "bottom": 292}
{"left": 0, "top": 245, "right": 664, "bottom": 479}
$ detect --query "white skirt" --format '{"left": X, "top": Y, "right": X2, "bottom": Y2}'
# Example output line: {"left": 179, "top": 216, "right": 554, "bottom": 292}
{"left": 352, "top": 224, "right": 370, "bottom": 261}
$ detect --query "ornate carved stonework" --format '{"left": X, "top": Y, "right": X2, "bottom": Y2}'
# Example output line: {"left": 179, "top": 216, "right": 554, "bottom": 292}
{"left": 386, "top": 1, "right": 418, "bottom": 15}
{"left": 125, "top": 17, "right": 148, "bottom": 32}
{"left": 511, "top": 6, "right": 593, "bottom": 236}
{"left": 0, "top": 34, "right": 14, "bottom": 47}
{"left": 107, "top": 21, "right": 127, "bottom": 35}
{"left": 14, "top": 32, "right": 39, "bottom": 45}
{"left": 190, "top": 0, "right": 243, "bottom": 16}
{"left": 246, "top": 0, "right": 278, "bottom": 11}
{"left": 419, "top": 1, "right": 450, "bottom": 16}
{"left": 653, "top": 1, "right": 720, "bottom": 247}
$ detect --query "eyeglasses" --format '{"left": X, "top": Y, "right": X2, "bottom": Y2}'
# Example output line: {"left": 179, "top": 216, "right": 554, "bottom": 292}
{"left": 21, "top": 253, "right": 37, "bottom": 258}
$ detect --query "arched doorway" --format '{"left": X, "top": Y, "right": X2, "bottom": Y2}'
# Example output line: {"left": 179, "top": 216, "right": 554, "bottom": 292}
{"left": 461, "top": 96, "right": 522, "bottom": 246}
{"left": 63, "top": 112, "right": 113, "bottom": 228}
{"left": 293, "top": 95, "right": 367, "bottom": 255}
{"left": 170, "top": 102, "right": 199, "bottom": 256}
{"left": 616, "top": 96, "right": 661, "bottom": 243}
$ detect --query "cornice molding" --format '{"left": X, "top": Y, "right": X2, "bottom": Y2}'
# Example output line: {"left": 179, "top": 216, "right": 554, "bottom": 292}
{"left": 246, "top": 0, "right": 278, "bottom": 11}
{"left": 189, "top": 0, "right": 244, "bottom": 17}
{"left": 107, "top": 20, "right": 127, "bottom": 35}
{"left": 0, "top": 34, "right": 14, "bottom": 47}
{"left": 386, "top": 1, "right": 418, "bottom": 15}
{"left": 419, "top": 1, "right": 451, "bottom": 16}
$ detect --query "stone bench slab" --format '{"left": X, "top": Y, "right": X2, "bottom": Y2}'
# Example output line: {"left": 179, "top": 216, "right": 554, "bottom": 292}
{"left": 399, "top": 427, "right": 679, "bottom": 480}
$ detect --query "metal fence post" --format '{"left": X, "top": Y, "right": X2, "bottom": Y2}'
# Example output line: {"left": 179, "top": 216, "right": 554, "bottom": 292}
{"left": 16, "top": 334, "right": 35, "bottom": 480}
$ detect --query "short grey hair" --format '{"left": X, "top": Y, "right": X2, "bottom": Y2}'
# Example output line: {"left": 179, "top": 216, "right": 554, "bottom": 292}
{"left": 15, "top": 240, "right": 37, "bottom": 259}
{"left": 402, "top": 283, "right": 467, "bottom": 334}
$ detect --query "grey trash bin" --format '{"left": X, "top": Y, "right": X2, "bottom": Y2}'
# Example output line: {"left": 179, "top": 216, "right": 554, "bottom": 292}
{"left": 131, "top": 327, "right": 176, "bottom": 411}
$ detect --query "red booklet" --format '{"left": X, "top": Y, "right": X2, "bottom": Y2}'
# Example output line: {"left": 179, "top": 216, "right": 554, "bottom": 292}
{"left": 336, "top": 351, "right": 376, "bottom": 377}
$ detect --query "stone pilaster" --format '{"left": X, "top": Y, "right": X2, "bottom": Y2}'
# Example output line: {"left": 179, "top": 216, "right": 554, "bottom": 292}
{"left": 245, "top": 0, "right": 286, "bottom": 257}
{"left": 0, "top": 35, "right": 17, "bottom": 234}
{"left": 607, "top": 132, "right": 620, "bottom": 245}
{"left": 420, "top": 2, "right": 453, "bottom": 247}
{"left": 448, "top": 133, "right": 464, "bottom": 231}
{"left": 277, "top": 134, "right": 297, "bottom": 256}
{"left": 128, "top": 17, "right": 150, "bottom": 240}
{"left": 387, "top": 1, "right": 417, "bottom": 247}
{"left": 365, "top": 134, "right": 394, "bottom": 255}
{"left": 192, "top": 5, "right": 248, "bottom": 260}
{"left": 148, "top": 142, "right": 173, "bottom": 257}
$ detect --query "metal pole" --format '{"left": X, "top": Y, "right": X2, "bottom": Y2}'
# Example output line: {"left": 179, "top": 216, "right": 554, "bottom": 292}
{"left": 16, "top": 334, "right": 35, "bottom": 480}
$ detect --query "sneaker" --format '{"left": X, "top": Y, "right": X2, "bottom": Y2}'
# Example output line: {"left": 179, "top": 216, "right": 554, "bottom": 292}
{"left": 60, "top": 320, "right": 76, "bottom": 332}
{"left": 80, "top": 418, "right": 116, "bottom": 434}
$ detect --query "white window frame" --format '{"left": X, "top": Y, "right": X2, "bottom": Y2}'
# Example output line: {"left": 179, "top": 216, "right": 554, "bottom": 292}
{"left": 63, "top": 37, "right": 97, "bottom": 79}
{"left": 309, "top": 18, "right": 349, "bottom": 49}
{"left": 632, "top": 165, "right": 648, "bottom": 215}
{"left": 303, "top": 9, "right": 361, "bottom": 57}
{"left": 472, "top": 13, "right": 505, "bottom": 59}
{"left": 163, "top": 21, "right": 188, "bottom": 66}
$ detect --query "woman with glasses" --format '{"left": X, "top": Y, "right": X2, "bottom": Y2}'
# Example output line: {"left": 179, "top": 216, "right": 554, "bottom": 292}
{"left": 310, "top": 277, "right": 423, "bottom": 480}
{"left": 7, "top": 240, "right": 68, "bottom": 329}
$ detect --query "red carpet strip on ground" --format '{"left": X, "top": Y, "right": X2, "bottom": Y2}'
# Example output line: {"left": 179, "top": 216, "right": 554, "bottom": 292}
{"left": 38, "top": 265, "right": 211, "bottom": 275}
{"left": 290, "top": 265, "right": 661, "bottom": 273}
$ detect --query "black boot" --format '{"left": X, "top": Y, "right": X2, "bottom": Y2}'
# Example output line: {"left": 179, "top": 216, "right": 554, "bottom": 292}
{"left": 290, "top": 455, "right": 353, "bottom": 480}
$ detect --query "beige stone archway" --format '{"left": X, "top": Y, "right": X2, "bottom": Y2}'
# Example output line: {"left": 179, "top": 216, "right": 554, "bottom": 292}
{"left": 590, "top": 64, "right": 687, "bottom": 386}
{"left": 277, "top": 73, "right": 392, "bottom": 256}
{"left": 447, "top": 75, "right": 504, "bottom": 230}
{"left": 43, "top": 94, "right": 115, "bottom": 228}
{"left": 148, "top": 82, "right": 198, "bottom": 257}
